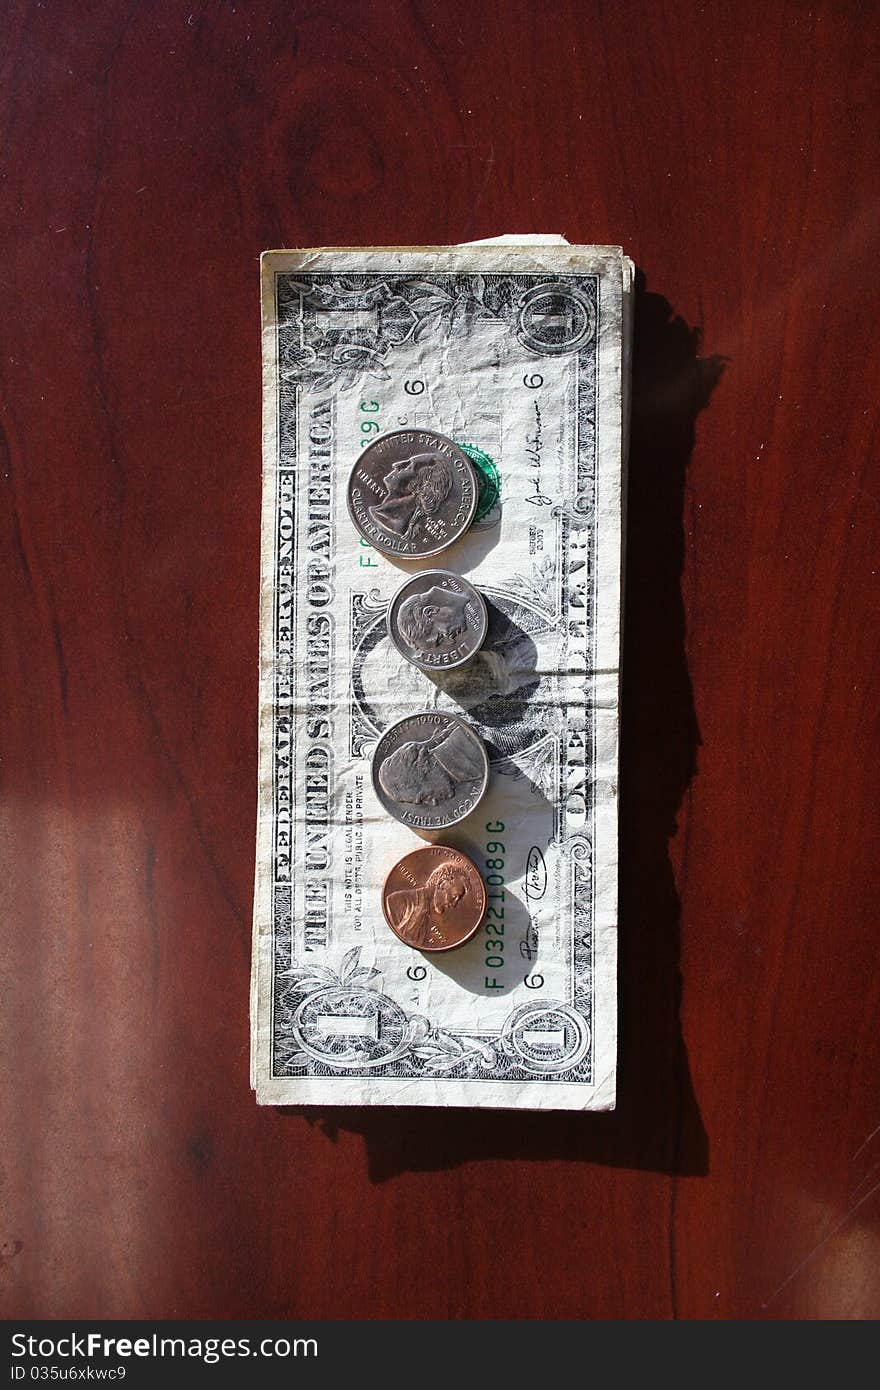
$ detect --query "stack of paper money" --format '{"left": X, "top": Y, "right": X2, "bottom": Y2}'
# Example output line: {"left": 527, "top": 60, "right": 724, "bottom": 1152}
{"left": 251, "top": 237, "right": 632, "bottom": 1109}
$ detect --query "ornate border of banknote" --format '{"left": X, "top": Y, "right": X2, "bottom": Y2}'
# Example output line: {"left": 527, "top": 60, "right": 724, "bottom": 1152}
{"left": 252, "top": 244, "right": 632, "bottom": 1109}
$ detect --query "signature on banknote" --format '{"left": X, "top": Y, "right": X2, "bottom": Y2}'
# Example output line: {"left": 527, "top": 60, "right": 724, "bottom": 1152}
{"left": 525, "top": 401, "right": 552, "bottom": 508}
{"left": 519, "top": 927, "right": 539, "bottom": 963}
{"left": 524, "top": 845, "right": 548, "bottom": 900}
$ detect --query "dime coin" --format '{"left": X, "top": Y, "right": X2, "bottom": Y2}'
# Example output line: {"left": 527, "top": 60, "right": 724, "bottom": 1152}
{"left": 386, "top": 569, "right": 488, "bottom": 671}
{"left": 382, "top": 844, "right": 487, "bottom": 952}
{"left": 371, "top": 710, "right": 489, "bottom": 830}
{"left": 347, "top": 429, "right": 478, "bottom": 559}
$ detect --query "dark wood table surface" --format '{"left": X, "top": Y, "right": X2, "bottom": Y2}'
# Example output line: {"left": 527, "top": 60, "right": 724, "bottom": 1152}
{"left": 2, "top": 0, "right": 878, "bottom": 1321}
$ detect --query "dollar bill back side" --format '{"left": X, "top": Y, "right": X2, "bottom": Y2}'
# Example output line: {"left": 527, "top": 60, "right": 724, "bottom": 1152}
{"left": 252, "top": 243, "right": 632, "bottom": 1109}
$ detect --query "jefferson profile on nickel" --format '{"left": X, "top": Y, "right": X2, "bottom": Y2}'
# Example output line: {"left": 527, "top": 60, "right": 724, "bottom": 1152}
{"left": 371, "top": 710, "right": 490, "bottom": 830}
{"left": 377, "top": 722, "right": 485, "bottom": 808}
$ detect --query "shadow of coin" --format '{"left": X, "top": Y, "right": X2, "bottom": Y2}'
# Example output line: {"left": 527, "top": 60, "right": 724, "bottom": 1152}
{"left": 419, "top": 599, "right": 540, "bottom": 734}
{"left": 382, "top": 513, "right": 502, "bottom": 577}
{"left": 416, "top": 768, "right": 555, "bottom": 998}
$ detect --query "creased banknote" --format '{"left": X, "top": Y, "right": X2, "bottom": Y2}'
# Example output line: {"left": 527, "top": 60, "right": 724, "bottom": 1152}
{"left": 252, "top": 240, "right": 632, "bottom": 1109}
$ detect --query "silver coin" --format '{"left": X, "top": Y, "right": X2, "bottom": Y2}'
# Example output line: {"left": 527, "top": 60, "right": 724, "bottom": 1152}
{"left": 371, "top": 711, "right": 489, "bottom": 831}
{"left": 386, "top": 570, "right": 488, "bottom": 671}
{"left": 347, "top": 429, "right": 478, "bottom": 559}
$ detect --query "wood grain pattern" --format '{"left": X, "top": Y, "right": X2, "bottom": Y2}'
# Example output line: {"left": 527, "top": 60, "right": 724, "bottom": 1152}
{"left": 2, "top": 0, "right": 878, "bottom": 1320}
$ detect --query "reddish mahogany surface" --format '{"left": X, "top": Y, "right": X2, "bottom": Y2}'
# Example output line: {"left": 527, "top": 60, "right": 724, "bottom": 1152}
{"left": 2, "top": 1, "right": 879, "bottom": 1321}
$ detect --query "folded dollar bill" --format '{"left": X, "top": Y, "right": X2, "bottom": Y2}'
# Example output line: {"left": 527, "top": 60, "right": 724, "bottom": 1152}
{"left": 252, "top": 240, "right": 632, "bottom": 1109}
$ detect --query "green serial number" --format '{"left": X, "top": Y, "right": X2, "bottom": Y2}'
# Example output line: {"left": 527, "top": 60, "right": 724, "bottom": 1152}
{"left": 357, "top": 401, "right": 380, "bottom": 567}
{"left": 484, "top": 820, "right": 505, "bottom": 990}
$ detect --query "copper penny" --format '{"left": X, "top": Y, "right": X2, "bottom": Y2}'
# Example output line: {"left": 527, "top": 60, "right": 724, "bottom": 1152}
{"left": 381, "top": 845, "right": 487, "bottom": 953}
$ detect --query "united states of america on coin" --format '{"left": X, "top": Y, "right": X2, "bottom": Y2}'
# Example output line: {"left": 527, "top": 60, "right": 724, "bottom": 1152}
{"left": 347, "top": 429, "right": 478, "bottom": 559}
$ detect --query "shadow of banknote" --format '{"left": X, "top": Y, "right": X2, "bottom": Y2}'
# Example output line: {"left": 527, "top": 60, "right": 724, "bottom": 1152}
{"left": 284, "top": 272, "right": 726, "bottom": 1177}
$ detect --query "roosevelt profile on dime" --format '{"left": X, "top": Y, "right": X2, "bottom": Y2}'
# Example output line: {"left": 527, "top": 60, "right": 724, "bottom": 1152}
{"left": 387, "top": 569, "right": 488, "bottom": 671}
{"left": 384, "top": 862, "right": 471, "bottom": 949}
{"left": 377, "top": 723, "right": 485, "bottom": 807}
{"left": 398, "top": 584, "right": 469, "bottom": 649}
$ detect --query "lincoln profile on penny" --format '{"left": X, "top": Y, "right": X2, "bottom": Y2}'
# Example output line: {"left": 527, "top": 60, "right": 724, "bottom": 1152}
{"left": 377, "top": 724, "right": 484, "bottom": 806}
{"left": 384, "top": 861, "right": 471, "bottom": 949}
{"left": 369, "top": 452, "right": 454, "bottom": 538}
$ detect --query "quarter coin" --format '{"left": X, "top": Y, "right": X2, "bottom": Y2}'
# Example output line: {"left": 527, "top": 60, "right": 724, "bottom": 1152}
{"left": 371, "top": 710, "right": 489, "bottom": 831}
{"left": 382, "top": 845, "right": 487, "bottom": 952}
{"left": 386, "top": 569, "right": 488, "bottom": 671}
{"left": 347, "top": 429, "right": 478, "bottom": 559}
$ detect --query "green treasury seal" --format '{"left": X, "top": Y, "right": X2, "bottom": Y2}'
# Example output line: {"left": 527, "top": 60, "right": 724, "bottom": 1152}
{"left": 457, "top": 442, "right": 500, "bottom": 521}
